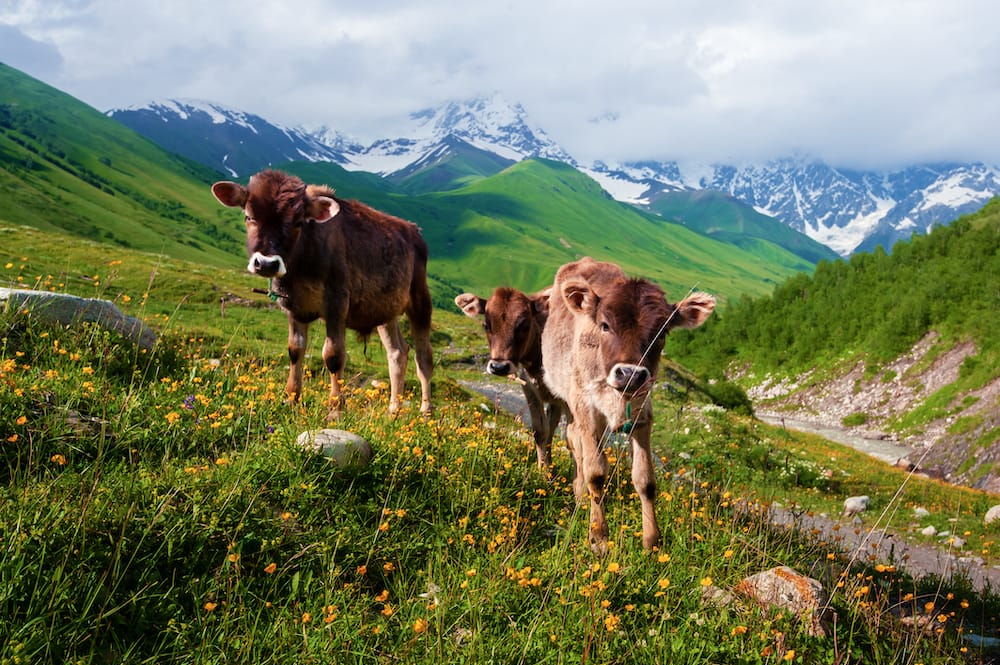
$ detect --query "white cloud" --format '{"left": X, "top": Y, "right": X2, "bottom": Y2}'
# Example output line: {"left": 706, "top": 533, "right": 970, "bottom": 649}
{"left": 2, "top": 0, "right": 998, "bottom": 169}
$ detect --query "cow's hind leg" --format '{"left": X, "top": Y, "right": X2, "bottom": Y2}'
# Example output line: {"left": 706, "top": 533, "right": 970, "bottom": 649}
{"left": 286, "top": 317, "right": 309, "bottom": 403}
{"left": 407, "top": 273, "right": 434, "bottom": 415}
{"left": 409, "top": 318, "right": 433, "bottom": 417}
{"left": 377, "top": 319, "right": 409, "bottom": 415}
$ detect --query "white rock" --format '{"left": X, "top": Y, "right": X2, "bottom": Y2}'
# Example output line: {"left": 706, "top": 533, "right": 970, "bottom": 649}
{"left": 921, "top": 525, "right": 938, "bottom": 537}
{"left": 985, "top": 505, "right": 1000, "bottom": 525}
{"left": 913, "top": 507, "right": 930, "bottom": 519}
{"left": 296, "top": 429, "right": 373, "bottom": 467}
{"left": 843, "top": 495, "right": 870, "bottom": 517}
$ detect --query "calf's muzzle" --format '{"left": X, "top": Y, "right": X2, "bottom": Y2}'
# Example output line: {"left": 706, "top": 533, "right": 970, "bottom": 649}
{"left": 248, "top": 252, "right": 287, "bottom": 278}
{"left": 607, "top": 363, "right": 650, "bottom": 395}
{"left": 487, "top": 359, "right": 514, "bottom": 377}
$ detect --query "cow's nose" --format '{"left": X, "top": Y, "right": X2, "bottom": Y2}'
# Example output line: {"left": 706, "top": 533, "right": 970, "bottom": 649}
{"left": 608, "top": 363, "right": 650, "bottom": 393}
{"left": 248, "top": 252, "right": 286, "bottom": 277}
{"left": 487, "top": 359, "right": 513, "bottom": 376}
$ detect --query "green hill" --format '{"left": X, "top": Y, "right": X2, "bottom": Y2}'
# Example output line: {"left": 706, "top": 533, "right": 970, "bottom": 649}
{"left": 0, "top": 63, "right": 243, "bottom": 269}
{"left": 670, "top": 198, "right": 1000, "bottom": 376}
{"left": 647, "top": 189, "right": 841, "bottom": 265}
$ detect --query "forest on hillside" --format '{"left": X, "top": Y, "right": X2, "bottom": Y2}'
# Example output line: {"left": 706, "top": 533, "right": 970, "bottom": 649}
{"left": 667, "top": 198, "right": 1000, "bottom": 379}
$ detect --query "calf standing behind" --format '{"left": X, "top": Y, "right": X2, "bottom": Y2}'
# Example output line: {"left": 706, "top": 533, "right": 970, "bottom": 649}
{"left": 455, "top": 287, "right": 563, "bottom": 469}
{"left": 212, "top": 169, "right": 434, "bottom": 420}
{"left": 541, "top": 257, "right": 715, "bottom": 554}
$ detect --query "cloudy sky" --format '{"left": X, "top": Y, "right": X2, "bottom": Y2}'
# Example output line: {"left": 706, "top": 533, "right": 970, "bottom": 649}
{"left": 2, "top": 0, "right": 998, "bottom": 169}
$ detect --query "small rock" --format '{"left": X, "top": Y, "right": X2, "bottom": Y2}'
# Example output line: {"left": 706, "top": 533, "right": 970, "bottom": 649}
{"left": 296, "top": 429, "right": 373, "bottom": 467}
{"left": 734, "top": 566, "right": 831, "bottom": 637}
{"left": 843, "top": 495, "right": 870, "bottom": 517}
{"left": 913, "top": 507, "right": 930, "bottom": 519}
{"left": 921, "top": 525, "right": 938, "bottom": 537}
{"left": 985, "top": 505, "right": 1000, "bottom": 525}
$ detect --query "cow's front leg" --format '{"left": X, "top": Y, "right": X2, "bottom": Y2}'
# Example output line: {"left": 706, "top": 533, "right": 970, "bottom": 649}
{"left": 376, "top": 319, "right": 408, "bottom": 415}
{"left": 629, "top": 420, "right": 661, "bottom": 551}
{"left": 286, "top": 317, "right": 309, "bottom": 402}
{"left": 522, "top": 379, "right": 552, "bottom": 469}
{"left": 322, "top": 325, "right": 347, "bottom": 421}
{"left": 576, "top": 417, "right": 611, "bottom": 556}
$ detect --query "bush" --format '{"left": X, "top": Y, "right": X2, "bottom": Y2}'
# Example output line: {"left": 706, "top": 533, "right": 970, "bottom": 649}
{"left": 706, "top": 380, "right": 754, "bottom": 416}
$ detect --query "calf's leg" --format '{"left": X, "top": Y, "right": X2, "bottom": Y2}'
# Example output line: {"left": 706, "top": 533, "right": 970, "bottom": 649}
{"left": 571, "top": 417, "right": 610, "bottom": 556}
{"left": 629, "top": 421, "right": 661, "bottom": 551}
{"left": 321, "top": 324, "right": 347, "bottom": 421}
{"left": 377, "top": 319, "right": 409, "bottom": 415}
{"left": 409, "top": 319, "right": 434, "bottom": 416}
{"left": 522, "top": 379, "right": 552, "bottom": 469}
{"left": 286, "top": 317, "right": 309, "bottom": 402}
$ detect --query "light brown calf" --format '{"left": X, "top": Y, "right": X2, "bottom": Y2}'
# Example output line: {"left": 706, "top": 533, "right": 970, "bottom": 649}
{"left": 541, "top": 258, "right": 715, "bottom": 554}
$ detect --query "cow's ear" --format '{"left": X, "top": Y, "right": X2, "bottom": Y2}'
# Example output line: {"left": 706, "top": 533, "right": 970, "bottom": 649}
{"left": 669, "top": 292, "right": 716, "bottom": 330}
{"left": 531, "top": 289, "right": 551, "bottom": 318}
{"left": 308, "top": 196, "right": 340, "bottom": 223}
{"left": 455, "top": 293, "right": 486, "bottom": 318}
{"left": 562, "top": 279, "right": 595, "bottom": 315}
{"left": 211, "top": 181, "right": 247, "bottom": 208}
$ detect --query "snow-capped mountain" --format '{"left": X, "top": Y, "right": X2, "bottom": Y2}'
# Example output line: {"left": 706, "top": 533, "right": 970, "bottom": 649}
{"left": 343, "top": 94, "right": 575, "bottom": 175}
{"left": 107, "top": 99, "right": 362, "bottom": 178}
{"left": 106, "top": 96, "right": 1000, "bottom": 256}
{"left": 586, "top": 158, "right": 1000, "bottom": 255}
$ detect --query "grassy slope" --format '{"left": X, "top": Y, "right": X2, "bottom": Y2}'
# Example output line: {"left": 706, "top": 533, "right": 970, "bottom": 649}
{"left": 647, "top": 189, "right": 842, "bottom": 265}
{"left": 0, "top": 63, "right": 242, "bottom": 268}
{"left": 0, "top": 228, "right": 993, "bottom": 664}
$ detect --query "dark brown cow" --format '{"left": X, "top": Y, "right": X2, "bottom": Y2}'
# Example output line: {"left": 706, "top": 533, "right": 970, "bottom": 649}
{"left": 455, "top": 287, "right": 564, "bottom": 468}
{"left": 541, "top": 257, "right": 715, "bottom": 554}
{"left": 211, "top": 169, "right": 433, "bottom": 420}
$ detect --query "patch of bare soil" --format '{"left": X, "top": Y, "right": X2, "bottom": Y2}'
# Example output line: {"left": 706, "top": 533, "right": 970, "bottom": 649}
{"left": 746, "top": 332, "right": 1000, "bottom": 491}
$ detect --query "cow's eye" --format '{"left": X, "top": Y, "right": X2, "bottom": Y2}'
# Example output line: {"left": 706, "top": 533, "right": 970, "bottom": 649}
{"left": 599, "top": 321, "right": 612, "bottom": 333}
{"left": 244, "top": 215, "right": 256, "bottom": 226}
{"left": 482, "top": 320, "right": 491, "bottom": 333}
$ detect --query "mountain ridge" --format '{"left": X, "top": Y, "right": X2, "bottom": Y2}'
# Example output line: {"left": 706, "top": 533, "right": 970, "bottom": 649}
{"left": 109, "top": 95, "right": 1000, "bottom": 257}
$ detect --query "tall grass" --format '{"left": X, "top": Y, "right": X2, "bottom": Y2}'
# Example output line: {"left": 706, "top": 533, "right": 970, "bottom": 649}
{"left": 1, "top": 255, "right": 996, "bottom": 664}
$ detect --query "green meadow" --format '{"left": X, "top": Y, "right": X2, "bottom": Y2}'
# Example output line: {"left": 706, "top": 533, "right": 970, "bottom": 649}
{"left": 2, "top": 226, "right": 998, "bottom": 664}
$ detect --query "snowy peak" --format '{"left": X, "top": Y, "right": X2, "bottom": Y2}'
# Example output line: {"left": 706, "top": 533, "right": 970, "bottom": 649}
{"left": 107, "top": 99, "right": 361, "bottom": 178}
{"left": 349, "top": 94, "right": 575, "bottom": 174}
{"left": 584, "top": 158, "right": 1000, "bottom": 256}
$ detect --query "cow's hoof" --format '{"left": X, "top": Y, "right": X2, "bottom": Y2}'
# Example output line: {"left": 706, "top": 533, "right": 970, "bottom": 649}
{"left": 589, "top": 538, "right": 609, "bottom": 557}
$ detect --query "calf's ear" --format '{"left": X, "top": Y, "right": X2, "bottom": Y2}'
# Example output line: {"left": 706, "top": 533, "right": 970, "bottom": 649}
{"left": 308, "top": 196, "right": 341, "bottom": 223}
{"left": 454, "top": 293, "right": 486, "bottom": 318}
{"left": 211, "top": 181, "right": 247, "bottom": 208}
{"left": 669, "top": 292, "right": 716, "bottom": 330}
{"left": 562, "top": 278, "right": 596, "bottom": 315}
{"left": 531, "top": 289, "right": 551, "bottom": 318}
